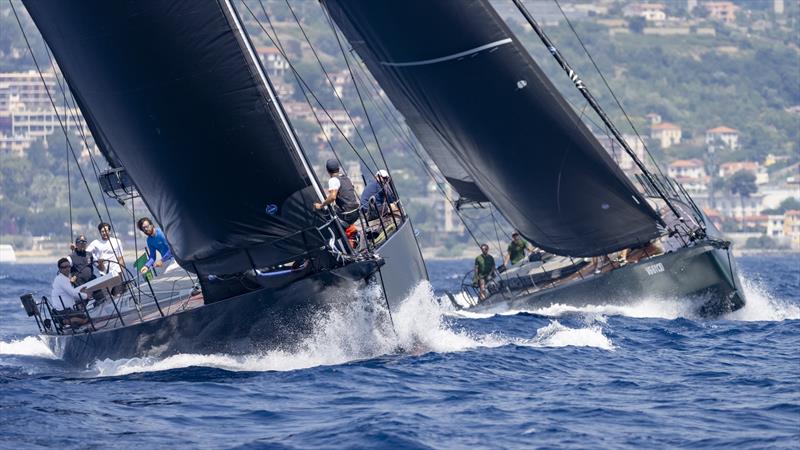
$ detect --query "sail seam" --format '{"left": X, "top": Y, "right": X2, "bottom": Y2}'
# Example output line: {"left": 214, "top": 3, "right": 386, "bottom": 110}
{"left": 380, "top": 38, "right": 512, "bottom": 67}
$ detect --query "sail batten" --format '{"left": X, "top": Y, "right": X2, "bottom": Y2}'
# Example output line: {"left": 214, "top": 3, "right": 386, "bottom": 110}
{"left": 325, "top": 0, "right": 662, "bottom": 256}
{"left": 24, "top": 0, "right": 326, "bottom": 273}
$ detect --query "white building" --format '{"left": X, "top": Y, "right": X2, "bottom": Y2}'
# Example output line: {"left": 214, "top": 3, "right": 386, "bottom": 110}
{"left": 0, "top": 71, "right": 57, "bottom": 111}
{"left": 706, "top": 126, "right": 740, "bottom": 150}
{"left": 650, "top": 122, "right": 682, "bottom": 148}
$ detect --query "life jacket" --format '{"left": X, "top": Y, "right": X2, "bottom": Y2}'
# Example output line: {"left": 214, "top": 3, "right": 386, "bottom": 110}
{"left": 70, "top": 250, "right": 95, "bottom": 286}
{"left": 334, "top": 174, "right": 359, "bottom": 212}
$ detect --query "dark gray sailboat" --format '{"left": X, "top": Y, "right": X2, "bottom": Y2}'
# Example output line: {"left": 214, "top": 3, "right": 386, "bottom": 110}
{"left": 17, "top": 0, "right": 427, "bottom": 366}
{"left": 323, "top": 0, "right": 745, "bottom": 316}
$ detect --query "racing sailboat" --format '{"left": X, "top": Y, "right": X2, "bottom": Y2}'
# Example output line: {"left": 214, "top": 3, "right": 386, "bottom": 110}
{"left": 323, "top": 0, "right": 745, "bottom": 316}
{"left": 17, "top": 0, "right": 427, "bottom": 366}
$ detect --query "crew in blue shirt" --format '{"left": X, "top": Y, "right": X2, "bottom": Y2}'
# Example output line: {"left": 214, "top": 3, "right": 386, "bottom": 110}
{"left": 136, "top": 217, "right": 173, "bottom": 274}
{"left": 360, "top": 170, "right": 396, "bottom": 220}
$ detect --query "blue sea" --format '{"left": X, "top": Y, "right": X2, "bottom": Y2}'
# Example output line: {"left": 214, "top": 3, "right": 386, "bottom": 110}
{"left": 1, "top": 255, "right": 798, "bottom": 449}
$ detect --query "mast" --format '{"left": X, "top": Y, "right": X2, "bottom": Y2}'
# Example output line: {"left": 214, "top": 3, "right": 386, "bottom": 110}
{"left": 511, "top": 0, "right": 681, "bottom": 224}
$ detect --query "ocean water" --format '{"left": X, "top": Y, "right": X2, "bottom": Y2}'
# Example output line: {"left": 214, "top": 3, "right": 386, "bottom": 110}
{"left": 1, "top": 255, "right": 798, "bottom": 449}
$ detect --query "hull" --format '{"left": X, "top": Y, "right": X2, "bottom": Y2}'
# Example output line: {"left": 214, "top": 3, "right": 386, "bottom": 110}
{"left": 45, "top": 221, "right": 428, "bottom": 367}
{"left": 468, "top": 242, "right": 745, "bottom": 317}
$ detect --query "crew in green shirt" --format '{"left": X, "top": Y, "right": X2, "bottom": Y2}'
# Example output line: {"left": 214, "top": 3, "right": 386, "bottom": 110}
{"left": 473, "top": 244, "right": 495, "bottom": 300}
{"left": 505, "top": 232, "right": 534, "bottom": 266}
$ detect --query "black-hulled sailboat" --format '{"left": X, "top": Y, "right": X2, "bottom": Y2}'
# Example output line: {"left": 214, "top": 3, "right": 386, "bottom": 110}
{"left": 17, "top": 0, "right": 427, "bottom": 366}
{"left": 323, "top": 0, "right": 745, "bottom": 316}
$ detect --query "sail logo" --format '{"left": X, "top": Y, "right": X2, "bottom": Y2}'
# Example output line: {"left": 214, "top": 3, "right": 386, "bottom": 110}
{"left": 265, "top": 204, "right": 278, "bottom": 215}
{"left": 645, "top": 263, "right": 665, "bottom": 276}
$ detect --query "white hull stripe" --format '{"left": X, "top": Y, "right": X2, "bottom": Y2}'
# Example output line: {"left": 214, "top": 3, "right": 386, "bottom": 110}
{"left": 380, "top": 38, "right": 512, "bottom": 67}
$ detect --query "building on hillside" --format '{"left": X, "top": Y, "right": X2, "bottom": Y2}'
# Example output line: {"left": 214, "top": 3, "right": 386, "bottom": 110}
{"left": 715, "top": 192, "right": 766, "bottom": 223}
{"left": 313, "top": 109, "right": 362, "bottom": 143}
{"left": 624, "top": 3, "right": 667, "bottom": 21}
{"left": 719, "top": 161, "right": 769, "bottom": 185}
{"left": 668, "top": 159, "right": 706, "bottom": 179}
{"left": 706, "top": 126, "right": 739, "bottom": 150}
{"left": 595, "top": 133, "right": 647, "bottom": 172}
{"left": 703, "top": 207, "right": 723, "bottom": 230}
{"left": 668, "top": 159, "right": 709, "bottom": 195}
{"left": 766, "top": 214, "right": 785, "bottom": 238}
{"left": 0, "top": 105, "right": 89, "bottom": 154}
{"left": 650, "top": 122, "right": 682, "bottom": 148}
{"left": 645, "top": 112, "right": 662, "bottom": 125}
{"left": 0, "top": 71, "right": 56, "bottom": 111}
{"left": 256, "top": 47, "right": 288, "bottom": 78}
{"left": 331, "top": 70, "right": 351, "bottom": 98}
{"left": 784, "top": 210, "right": 800, "bottom": 249}
{"left": 774, "top": 0, "right": 784, "bottom": 15}
{"left": 704, "top": 2, "right": 739, "bottom": 23}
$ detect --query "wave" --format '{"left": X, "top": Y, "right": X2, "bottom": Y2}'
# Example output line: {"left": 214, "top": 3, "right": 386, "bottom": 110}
{"left": 724, "top": 275, "right": 800, "bottom": 321}
{"left": 0, "top": 336, "right": 56, "bottom": 359}
{"left": 516, "top": 320, "right": 614, "bottom": 350}
{"left": 89, "top": 283, "right": 501, "bottom": 377}
{"left": 443, "top": 272, "right": 799, "bottom": 322}
{"left": 87, "top": 282, "right": 615, "bottom": 377}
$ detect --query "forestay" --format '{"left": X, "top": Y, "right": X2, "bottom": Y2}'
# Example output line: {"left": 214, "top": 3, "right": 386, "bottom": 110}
{"left": 324, "top": 0, "right": 663, "bottom": 256}
{"left": 23, "top": 0, "right": 327, "bottom": 274}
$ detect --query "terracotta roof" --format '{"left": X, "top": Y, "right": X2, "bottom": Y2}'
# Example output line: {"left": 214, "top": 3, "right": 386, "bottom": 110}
{"left": 669, "top": 159, "right": 704, "bottom": 168}
{"left": 721, "top": 161, "right": 759, "bottom": 171}
{"left": 785, "top": 210, "right": 800, "bottom": 217}
{"left": 651, "top": 122, "right": 681, "bottom": 130}
{"left": 707, "top": 126, "right": 738, "bottom": 133}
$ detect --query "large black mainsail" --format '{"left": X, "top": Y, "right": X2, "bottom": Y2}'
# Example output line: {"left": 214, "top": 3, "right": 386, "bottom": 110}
{"left": 24, "top": 0, "right": 328, "bottom": 274}
{"left": 324, "top": 0, "right": 663, "bottom": 256}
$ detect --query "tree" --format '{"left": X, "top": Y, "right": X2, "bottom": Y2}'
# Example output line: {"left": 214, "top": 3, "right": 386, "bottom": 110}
{"left": 628, "top": 16, "right": 647, "bottom": 34}
{"left": 727, "top": 170, "right": 758, "bottom": 230}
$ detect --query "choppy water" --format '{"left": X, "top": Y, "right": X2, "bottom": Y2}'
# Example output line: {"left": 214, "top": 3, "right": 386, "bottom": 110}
{"left": 1, "top": 255, "right": 798, "bottom": 449}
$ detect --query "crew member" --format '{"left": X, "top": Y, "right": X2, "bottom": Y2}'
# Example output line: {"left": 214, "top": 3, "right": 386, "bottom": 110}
{"left": 314, "top": 158, "right": 360, "bottom": 226}
{"left": 474, "top": 244, "right": 496, "bottom": 301}
{"left": 51, "top": 257, "right": 89, "bottom": 327}
{"left": 137, "top": 217, "right": 173, "bottom": 275}
{"left": 505, "top": 232, "right": 535, "bottom": 266}
{"left": 360, "top": 169, "right": 396, "bottom": 220}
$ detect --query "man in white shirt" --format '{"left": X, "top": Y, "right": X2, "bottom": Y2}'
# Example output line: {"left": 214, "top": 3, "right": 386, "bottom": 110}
{"left": 50, "top": 257, "right": 89, "bottom": 327}
{"left": 86, "top": 222, "right": 125, "bottom": 277}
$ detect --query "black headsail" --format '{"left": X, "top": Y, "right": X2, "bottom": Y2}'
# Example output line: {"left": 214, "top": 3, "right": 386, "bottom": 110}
{"left": 23, "top": 0, "right": 327, "bottom": 274}
{"left": 324, "top": 0, "right": 663, "bottom": 256}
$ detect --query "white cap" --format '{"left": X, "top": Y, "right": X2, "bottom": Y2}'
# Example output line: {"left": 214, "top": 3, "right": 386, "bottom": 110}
{"left": 376, "top": 169, "right": 389, "bottom": 178}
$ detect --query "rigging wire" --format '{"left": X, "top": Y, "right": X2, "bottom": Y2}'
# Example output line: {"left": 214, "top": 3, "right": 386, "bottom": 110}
{"left": 253, "top": 0, "right": 345, "bottom": 171}
{"left": 241, "top": 0, "right": 378, "bottom": 178}
{"left": 551, "top": 0, "right": 668, "bottom": 179}
{"left": 9, "top": 1, "right": 104, "bottom": 225}
{"left": 13, "top": 1, "right": 138, "bottom": 277}
{"left": 282, "top": 0, "right": 380, "bottom": 172}
{"left": 322, "top": 6, "right": 393, "bottom": 177}
{"left": 345, "top": 49, "right": 489, "bottom": 250}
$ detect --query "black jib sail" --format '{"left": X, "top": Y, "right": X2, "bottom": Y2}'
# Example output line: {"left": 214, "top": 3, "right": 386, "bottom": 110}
{"left": 23, "top": 0, "right": 327, "bottom": 274}
{"left": 324, "top": 0, "right": 663, "bottom": 256}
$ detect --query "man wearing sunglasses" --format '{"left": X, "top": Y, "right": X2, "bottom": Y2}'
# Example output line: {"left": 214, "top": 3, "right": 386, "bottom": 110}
{"left": 50, "top": 257, "right": 90, "bottom": 327}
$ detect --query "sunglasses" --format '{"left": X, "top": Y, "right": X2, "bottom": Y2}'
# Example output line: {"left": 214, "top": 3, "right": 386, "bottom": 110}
{"left": 76, "top": 240, "right": 87, "bottom": 244}
{"left": 59, "top": 264, "right": 71, "bottom": 269}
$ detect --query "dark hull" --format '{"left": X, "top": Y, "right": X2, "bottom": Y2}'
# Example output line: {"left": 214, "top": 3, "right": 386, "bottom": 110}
{"left": 469, "top": 242, "right": 745, "bottom": 317}
{"left": 45, "top": 221, "right": 428, "bottom": 367}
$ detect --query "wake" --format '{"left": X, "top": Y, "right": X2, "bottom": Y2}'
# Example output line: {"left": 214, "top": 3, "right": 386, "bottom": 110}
{"left": 446, "top": 273, "right": 798, "bottom": 322}
{"left": 0, "top": 281, "right": 613, "bottom": 376}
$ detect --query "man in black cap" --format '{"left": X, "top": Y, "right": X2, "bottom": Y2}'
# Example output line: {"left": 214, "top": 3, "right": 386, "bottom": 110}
{"left": 68, "top": 234, "right": 104, "bottom": 302}
{"left": 314, "top": 158, "right": 360, "bottom": 226}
